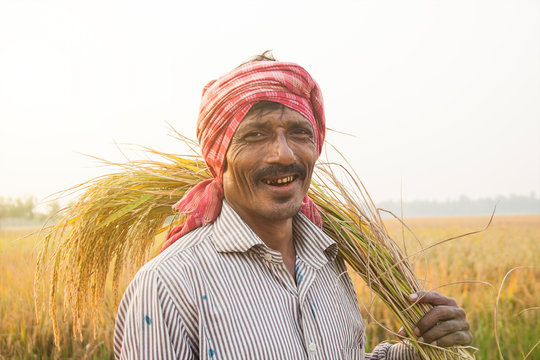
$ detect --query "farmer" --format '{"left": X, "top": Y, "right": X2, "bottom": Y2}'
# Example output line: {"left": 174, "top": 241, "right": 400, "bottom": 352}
{"left": 113, "top": 53, "right": 472, "bottom": 359}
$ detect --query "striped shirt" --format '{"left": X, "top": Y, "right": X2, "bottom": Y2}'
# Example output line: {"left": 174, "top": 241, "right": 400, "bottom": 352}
{"left": 114, "top": 201, "right": 417, "bottom": 359}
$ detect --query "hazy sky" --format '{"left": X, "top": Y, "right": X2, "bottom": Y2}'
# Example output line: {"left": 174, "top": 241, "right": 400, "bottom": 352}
{"left": 1, "top": 0, "right": 539, "bottom": 206}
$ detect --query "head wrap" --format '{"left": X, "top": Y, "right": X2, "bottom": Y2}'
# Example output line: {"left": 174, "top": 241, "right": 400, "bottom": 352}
{"left": 160, "top": 60, "right": 326, "bottom": 252}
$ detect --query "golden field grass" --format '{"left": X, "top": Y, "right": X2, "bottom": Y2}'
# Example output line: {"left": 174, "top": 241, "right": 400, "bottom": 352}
{"left": 351, "top": 215, "right": 540, "bottom": 359}
{"left": 1, "top": 215, "right": 538, "bottom": 359}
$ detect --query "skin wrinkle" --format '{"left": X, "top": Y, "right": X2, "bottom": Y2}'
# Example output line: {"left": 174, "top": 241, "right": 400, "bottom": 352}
{"left": 222, "top": 103, "right": 317, "bottom": 277}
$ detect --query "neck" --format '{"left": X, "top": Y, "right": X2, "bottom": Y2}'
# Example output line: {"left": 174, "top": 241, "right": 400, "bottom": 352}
{"left": 239, "top": 210, "right": 295, "bottom": 254}
{"left": 250, "top": 217, "right": 294, "bottom": 256}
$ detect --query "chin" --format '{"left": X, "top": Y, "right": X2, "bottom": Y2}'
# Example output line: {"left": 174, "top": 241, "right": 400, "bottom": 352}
{"left": 260, "top": 201, "right": 303, "bottom": 221}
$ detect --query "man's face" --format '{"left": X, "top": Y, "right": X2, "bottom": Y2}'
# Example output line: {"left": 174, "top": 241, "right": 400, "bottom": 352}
{"left": 222, "top": 104, "right": 317, "bottom": 225}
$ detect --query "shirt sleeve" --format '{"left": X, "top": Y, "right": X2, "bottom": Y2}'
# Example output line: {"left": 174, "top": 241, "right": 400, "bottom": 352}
{"left": 365, "top": 342, "right": 419, "bottom": 360}
{"left": 113, "top": 268, "right": 196, "bottom": 359}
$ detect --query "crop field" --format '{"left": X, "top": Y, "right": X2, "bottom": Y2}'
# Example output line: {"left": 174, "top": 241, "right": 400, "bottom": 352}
{"left": 351, "top": 215, "right": 540, "bottom": 359}
{"left": 0, "top": 215, "right": 538, "bottom": 359}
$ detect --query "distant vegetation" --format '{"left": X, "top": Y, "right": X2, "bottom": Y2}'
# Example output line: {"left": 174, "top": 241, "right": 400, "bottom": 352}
{"left": 0, "top": 196, "right": 60, "bottom": 226}
{"left": 2, "top": 194, "right": 539, "bottom": 225}
{"left": 378, "top": 193, "right": 540, "bottom": 218}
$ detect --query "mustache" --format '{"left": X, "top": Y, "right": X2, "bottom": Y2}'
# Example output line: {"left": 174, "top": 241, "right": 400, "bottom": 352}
{"left": 252, "top": 163, "right": 307, "bottom": 181}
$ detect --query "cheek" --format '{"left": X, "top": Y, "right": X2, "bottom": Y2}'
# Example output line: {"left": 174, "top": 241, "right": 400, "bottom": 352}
{"left": 299, "top": 146, "right": 317, "bottom": 186}
{"left": 298, "top": 144, "right": 317, "bottom": 167}
{"left": 225, "top": 167, "right": 250, "bottom": 187}
{"left": 222, "top": 153, "right": 258, "bottom": 197}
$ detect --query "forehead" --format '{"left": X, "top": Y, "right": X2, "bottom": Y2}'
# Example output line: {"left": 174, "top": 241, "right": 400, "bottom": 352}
{"left": 237, "top": 103, "right": 313, "bottom": 131}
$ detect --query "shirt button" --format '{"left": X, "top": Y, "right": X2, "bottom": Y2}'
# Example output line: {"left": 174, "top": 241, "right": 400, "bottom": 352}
{"left": 263, "top": 253, "right": 273, "bottom": 262}
{"left": 308, "top": 342, "right": 317, "bottom": 352}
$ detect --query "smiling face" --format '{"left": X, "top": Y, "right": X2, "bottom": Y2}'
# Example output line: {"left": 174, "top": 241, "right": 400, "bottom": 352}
{"left": 222, "top": 102, "right": 318, "bottom": 226}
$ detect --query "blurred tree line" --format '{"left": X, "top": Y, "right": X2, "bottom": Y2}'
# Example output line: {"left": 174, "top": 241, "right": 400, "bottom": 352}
{"left": 378, "top": 193, "right": 540, "bottom": 217}
{"left": 0, "top": 196, "right": 60, "bottom": 221}
{"left": 2, "top": 193, "right": 539, "bottom": 222}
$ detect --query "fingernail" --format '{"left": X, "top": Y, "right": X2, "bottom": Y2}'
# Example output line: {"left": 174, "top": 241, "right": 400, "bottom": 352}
{"left": 431, "top": 341, "right": 437, "bottom": 346}
{"left": 397, "top": 328, "right": 405, "bottom": 337}
{"left": 418, "top": 337, "right": 424, "bottom": 343}
{"left": 409, "top": 293, "right": 418, "bottom": 301}
{"left": 414, "top": 327, "right": 421, "bottom": 336}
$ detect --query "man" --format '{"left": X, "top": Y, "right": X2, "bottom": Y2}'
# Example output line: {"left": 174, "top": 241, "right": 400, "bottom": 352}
{"left": 113, "top": 53, "right": 471, "bottom": 359}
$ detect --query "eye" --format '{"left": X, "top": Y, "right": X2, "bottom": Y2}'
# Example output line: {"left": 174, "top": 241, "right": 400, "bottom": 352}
{"left": 291, "top": 127, "right": 314, "bottom": 139}
{"left": 244, "top": 131, "right": 266, "bottom": 142}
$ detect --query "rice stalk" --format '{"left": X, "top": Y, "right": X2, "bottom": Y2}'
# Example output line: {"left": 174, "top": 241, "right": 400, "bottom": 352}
{"left": 35, "top": 144, "right": 209, "bottom": 347}
{"left": 311, "top": 161, "right": 475, "bottom": 359}
{"left": 35, "top": 141, "right": 474, "bottom": 359}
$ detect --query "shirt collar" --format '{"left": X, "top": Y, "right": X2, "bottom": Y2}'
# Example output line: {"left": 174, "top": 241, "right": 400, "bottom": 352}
{"left": 293, "top": 211, "right": 338, "bottom": 269}
{"left": 212, "top": 200, "right": 338, "bottom": 269}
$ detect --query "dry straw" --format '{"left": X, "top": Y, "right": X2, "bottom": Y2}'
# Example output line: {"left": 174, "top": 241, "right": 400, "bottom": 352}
{"left": 35, "top": 137, "right": 474, "bottom": 359}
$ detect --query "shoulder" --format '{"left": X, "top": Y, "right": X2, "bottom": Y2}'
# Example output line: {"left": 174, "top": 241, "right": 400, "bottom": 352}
{"left": 114, "top": 228, "right": 210, "bottom": 359}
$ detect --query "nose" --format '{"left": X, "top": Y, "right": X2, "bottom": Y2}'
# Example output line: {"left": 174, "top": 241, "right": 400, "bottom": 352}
{"left": 267, "top": 133, "right": 295, "bottom": 165}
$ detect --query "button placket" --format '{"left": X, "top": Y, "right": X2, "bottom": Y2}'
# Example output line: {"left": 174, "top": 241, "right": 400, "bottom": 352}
{"left": 296, "top": 259, "right": 323, "bottom": 359}
{"left": 303, "top": 299, "right": 323, "bottom": 359}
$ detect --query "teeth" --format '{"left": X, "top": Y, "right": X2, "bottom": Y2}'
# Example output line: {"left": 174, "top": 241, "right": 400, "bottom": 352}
{"left": 263, "top": 176, "right": 294, "bottom": 185}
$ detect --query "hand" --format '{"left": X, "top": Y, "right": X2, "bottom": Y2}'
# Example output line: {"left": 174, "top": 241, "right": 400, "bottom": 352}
{"left": 398, "top": 290, "right": 472, "bottom": 347}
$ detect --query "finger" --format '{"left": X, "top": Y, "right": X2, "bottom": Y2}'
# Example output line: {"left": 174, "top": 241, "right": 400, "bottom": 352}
{"left": 409, "top": 291, "right": 458, "bottom": 307}
{"left": 430, "top": 330, "right": 473, "bottom": 348}
{"left": 415, "top": 306, "right": 467, "bottom": 334}
{"left": 396, "top": 326, "right": 419, "bottom": 340}
{"left": 419, "top": 319, "right": 470, "bottom": 344}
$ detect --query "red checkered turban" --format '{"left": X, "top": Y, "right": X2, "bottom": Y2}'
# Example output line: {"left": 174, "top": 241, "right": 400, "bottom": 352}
{"left": 161, "top": 61, "right": 326, "bottom": 252}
